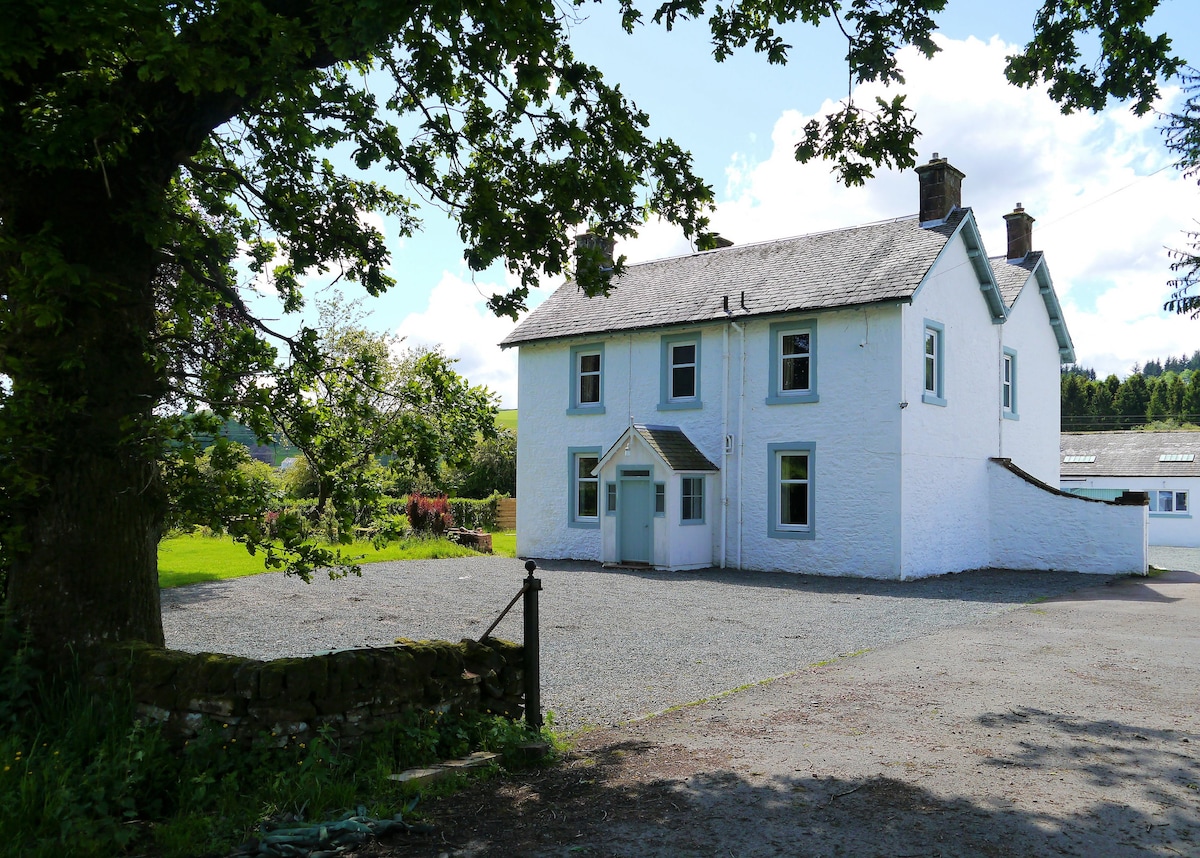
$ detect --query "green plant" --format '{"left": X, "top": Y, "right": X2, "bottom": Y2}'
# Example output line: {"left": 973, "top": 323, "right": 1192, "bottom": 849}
{"left": 1, "top": 634, "right": 548, "bottom": 858}
{"left": 447, "top": 493, "right": 503, "bottom": 531}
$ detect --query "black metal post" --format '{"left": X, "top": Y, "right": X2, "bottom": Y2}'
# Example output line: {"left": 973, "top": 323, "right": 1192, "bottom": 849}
{"left": 522, "top": 559, "right": 543, "bottom": 729}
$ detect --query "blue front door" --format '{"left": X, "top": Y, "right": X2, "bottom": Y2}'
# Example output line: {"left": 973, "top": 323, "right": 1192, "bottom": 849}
{"left": 618, "top": 477, "right": 652, "bottom": 564}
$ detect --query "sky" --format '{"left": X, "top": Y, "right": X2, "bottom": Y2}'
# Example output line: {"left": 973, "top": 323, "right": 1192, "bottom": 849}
{"left": 337, "top": 1, "right": 1200, "bottom": 407}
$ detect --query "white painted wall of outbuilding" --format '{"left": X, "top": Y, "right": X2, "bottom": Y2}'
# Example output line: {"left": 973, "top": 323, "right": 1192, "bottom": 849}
{"left": 1059, "top": 475, "right": 1200, "bottom": 548}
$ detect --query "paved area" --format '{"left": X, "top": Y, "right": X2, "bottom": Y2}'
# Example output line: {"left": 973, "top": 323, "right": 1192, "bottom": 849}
{"left": 164, "top": 558, "right": 1105, "bottom": 731}
{"left": 381, "top": 558, "right": 1200, "bottom": 858}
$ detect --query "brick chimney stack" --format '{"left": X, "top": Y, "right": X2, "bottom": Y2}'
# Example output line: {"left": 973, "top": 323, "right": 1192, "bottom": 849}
{"left": 914, "top": 153, "right": 965, "bottom": 224}
{"left": 573, "top": 232, "right": 616, "bottom": 278}
{"left": 1003, "top": 203, "right": 1035, "bottom": 261}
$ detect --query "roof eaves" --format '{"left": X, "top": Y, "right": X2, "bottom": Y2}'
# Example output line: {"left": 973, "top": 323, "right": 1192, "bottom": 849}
{"left": 908, "top": 209, "right": 1007, "bottom": 323}
{"left": 1032, "top": 256, "right": 1075, "bottom": 364}
{"left": 958, "top": 215, "right": 1007, "bottom": 323}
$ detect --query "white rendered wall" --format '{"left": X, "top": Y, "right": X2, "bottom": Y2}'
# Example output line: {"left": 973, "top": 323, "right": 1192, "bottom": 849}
{"left": 900, "top": 238, "right": 999, "bottom": 578}
{"left": 734, "top": 304, "right": 905, "bottom": 578}
{"left": 1059, "top": 475, "right": 1200, "bottom": 547}
{"left": 990, "top": 461, "right": 1147, "bottom": 574}
{"left": 515, "top": 325, "right": 728, "bottom": 562}
{"left": 515, "top": 307, "right": 906, "bottom": 575}
{"left": 996, "top": 272, "right": 1063, "bottom": 484}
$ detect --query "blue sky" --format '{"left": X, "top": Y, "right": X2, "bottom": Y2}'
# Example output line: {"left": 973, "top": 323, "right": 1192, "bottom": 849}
{"left": 296, "top": 1, "right": 1200, "bottom": 406}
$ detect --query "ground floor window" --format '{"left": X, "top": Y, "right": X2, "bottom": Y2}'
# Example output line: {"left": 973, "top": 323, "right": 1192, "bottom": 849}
{"left": 1150, "top": 490, "right": 1189, "bottom": 514}
{"left": 767, "top": 442, "right": 815, "bottom": 539}
{"left": 681, "top": 475, "right": 704, "bottom": 523}
{"left": 568, "top": 447, "right": 601, "bottom": 527}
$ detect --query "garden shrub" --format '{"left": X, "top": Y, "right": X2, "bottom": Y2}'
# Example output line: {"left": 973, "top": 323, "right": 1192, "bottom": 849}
{"left": 405, "top": 493, "right": 452, "bottom": 536}
{"left": 447, "top": 493, "right": 504, "bottom": 531}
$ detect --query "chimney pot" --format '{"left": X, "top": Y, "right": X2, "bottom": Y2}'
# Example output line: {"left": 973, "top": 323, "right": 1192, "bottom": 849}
{"left": 914, "top": 155, "right": 966, "bottom": 224}
{"left": 1003, "top": 203, "right": 1035, "bottom": 261}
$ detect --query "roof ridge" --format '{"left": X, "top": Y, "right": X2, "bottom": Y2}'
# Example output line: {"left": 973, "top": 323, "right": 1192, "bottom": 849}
{"left": 623, "top": 213, "right": 923, "bottom": 269}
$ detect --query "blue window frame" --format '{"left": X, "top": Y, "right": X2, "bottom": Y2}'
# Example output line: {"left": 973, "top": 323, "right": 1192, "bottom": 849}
{"left": 568, "top": 343, "right": 605, "bottom": 415}
{"left": 659, "top": 332, "right": 702, "bottom": 410}
{"left": 681, "top": 475, "right": 705, "bottom": 524}
{"left": 654, "top": 482, "right": 666, "bottom": 516}
{"left": 605, "top": 482, "right": 617, "bottom": 515}
{"left": 766, "top": 320, "right": 818, "bottom": 405}
{"left": 567, "top": 446, "right": 602, "bottom": 528}
{"left": 767, "top": 442, "right": 815, "bottom": 540}
{"left": 1002, "top": 347, "right": 1018, "bottom": 419}
{"left": 922, "top": 319, "right": 946, "bottom": 406}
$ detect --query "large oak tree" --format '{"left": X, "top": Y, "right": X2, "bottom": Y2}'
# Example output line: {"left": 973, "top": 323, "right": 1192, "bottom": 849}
{"left": 0, "top": 0, "right": 1184, "bottom": 656}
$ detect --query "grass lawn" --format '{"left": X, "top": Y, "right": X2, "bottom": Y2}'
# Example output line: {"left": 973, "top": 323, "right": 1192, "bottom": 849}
{"left": 491, "top": 530, "right": 516, "bottom": 557}
{"left": 496, "top": 408, "right": 517, "bottom": 433}
{"left": 159, "top": 530, "right": 518, "bottom": 588}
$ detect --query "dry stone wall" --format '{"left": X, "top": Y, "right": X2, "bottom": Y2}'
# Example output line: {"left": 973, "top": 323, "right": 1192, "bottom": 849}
{"left": 91, "top": 637, "right": 524, "bottom": 745}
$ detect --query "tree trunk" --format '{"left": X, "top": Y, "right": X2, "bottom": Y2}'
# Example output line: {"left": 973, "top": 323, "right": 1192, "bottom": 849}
{"left": 3, "top": 166, "right": 168, "bottom": 659}
{"left": 6, "top": 451, "right": 166, "bottom": 654}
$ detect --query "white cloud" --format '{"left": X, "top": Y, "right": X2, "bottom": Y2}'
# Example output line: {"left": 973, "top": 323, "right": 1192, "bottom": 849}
{"left": 617, "top": 34, "right": 1200, "bottom": 378}
{"left": 394, "top": 271, "right": 523, "bottom": 407}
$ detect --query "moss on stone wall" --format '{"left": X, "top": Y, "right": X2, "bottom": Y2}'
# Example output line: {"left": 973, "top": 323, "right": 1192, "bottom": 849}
{"left": 92, "top": 637, "right": 525, "bottom": 745}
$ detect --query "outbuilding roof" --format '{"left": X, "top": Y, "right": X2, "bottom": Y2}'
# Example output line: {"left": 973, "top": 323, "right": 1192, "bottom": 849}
{"left": 1060, "top": 431, "right": 1200, "bottom": 478}
{"left": 502, "top": 211, "right": 970, "bottom": 347}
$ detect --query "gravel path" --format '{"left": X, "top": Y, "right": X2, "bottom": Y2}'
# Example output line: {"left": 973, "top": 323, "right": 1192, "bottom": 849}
{"left": 162, "top": 558, "right": 1121, "bottom": 732}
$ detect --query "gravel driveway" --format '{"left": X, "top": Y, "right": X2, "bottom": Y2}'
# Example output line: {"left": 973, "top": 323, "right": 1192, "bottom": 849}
{"left": 162, "top": 557, "right": 1119, "bottom": 731}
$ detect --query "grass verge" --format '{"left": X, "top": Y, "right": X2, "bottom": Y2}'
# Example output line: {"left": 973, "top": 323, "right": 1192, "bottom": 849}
{"left": 158, "top": 531, "right": 494, "bottom": 588}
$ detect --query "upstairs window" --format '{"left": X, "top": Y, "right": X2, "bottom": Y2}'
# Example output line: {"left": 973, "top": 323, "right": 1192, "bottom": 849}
{"left": 1002, "top": 348, "right": 1018, "bottom": 419}
{"left": 922, "top": 320, "right": 946, "bottom": 406}
{"left": 670, "top": 343, "right": 697, "bottom": 400}
{"left": 568, "top": 343, "right": 605, "bottom": 414}
{"left": 781, "top": 332, "right": 811, "bottom": 393}
{"left": 659, "top": 333, "right": 701, "bottom": 410}
{"left": 766, "top": 320, "right": 819, "bottom": 405}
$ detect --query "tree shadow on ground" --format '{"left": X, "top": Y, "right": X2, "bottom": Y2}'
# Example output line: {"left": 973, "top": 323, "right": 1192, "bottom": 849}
{"left": 975, "top": 706, "right": 1199, "bottom": 800}
{"left": 528, "top": 560, "right": 1122, "bottom": 606}
{"left": 377, "top": 710, "right": 1200, "bottom": 858}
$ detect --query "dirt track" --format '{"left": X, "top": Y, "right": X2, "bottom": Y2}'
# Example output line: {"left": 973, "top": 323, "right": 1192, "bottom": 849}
{"left": 376, "top": 568, "right": 1200, "bottom": 857}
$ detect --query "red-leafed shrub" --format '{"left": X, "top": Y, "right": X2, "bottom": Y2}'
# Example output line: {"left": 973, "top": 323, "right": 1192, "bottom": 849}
{"left": 406, "top": 492, "right": 453, "bottom": 536}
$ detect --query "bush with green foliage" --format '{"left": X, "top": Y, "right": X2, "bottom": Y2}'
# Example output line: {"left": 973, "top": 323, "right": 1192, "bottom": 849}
{"left": 451, "top": 430, "right": 516, "bottom": 499}
{"left": 448, "top": 493, "right": 505, "bottom": 532}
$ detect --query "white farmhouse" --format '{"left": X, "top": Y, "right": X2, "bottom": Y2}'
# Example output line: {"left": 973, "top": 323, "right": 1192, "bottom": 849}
{"left": 1061, "top": 431, "right": 1200, "bottom": 547}
{"left": 501, "top": 157, "right": 1147, "bottom": 578}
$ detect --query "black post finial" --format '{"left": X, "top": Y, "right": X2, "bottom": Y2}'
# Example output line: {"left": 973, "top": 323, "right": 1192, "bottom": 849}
{"left": 524, "top": 559, "right": 537, "bottom": 576}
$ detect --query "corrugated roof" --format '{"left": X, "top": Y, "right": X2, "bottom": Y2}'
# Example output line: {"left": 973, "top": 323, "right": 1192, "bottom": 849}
{"left": 502, "top": 211, "right": 968, "bottom": 347}
{"left": 1060, "top": 431, "right": 1200, "bottom": 477}
{"left": 635, "top": 424, "right": 718, "bottom": 473}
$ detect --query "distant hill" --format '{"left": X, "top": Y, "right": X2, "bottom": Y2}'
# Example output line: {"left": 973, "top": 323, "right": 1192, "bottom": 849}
{"left": 496, "top": 409, "right": 517, "bottom": 434}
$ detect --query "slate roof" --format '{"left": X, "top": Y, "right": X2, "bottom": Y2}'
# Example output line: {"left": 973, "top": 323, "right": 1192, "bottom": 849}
{"left": 501, "top": 211, "right": 968, "bottom": 347}
{"left": 635, "top": 424, "right": 718, "bottom": 472}
{"left": 989, "top": 251, "right": 1041, "bottom": 309}
{"left": 596, "top": 424, "right": 718, "bottom": 474}
{"left": 1060, "top": 431, "right": 1200, "bottom": 478}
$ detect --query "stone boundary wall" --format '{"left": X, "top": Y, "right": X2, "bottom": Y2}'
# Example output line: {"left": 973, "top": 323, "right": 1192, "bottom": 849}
{"left": 988, "top": 458, "right": 1148, "bottom": 575}
{"left": 92, "top": 637, "right": 524, "bottom": 745}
